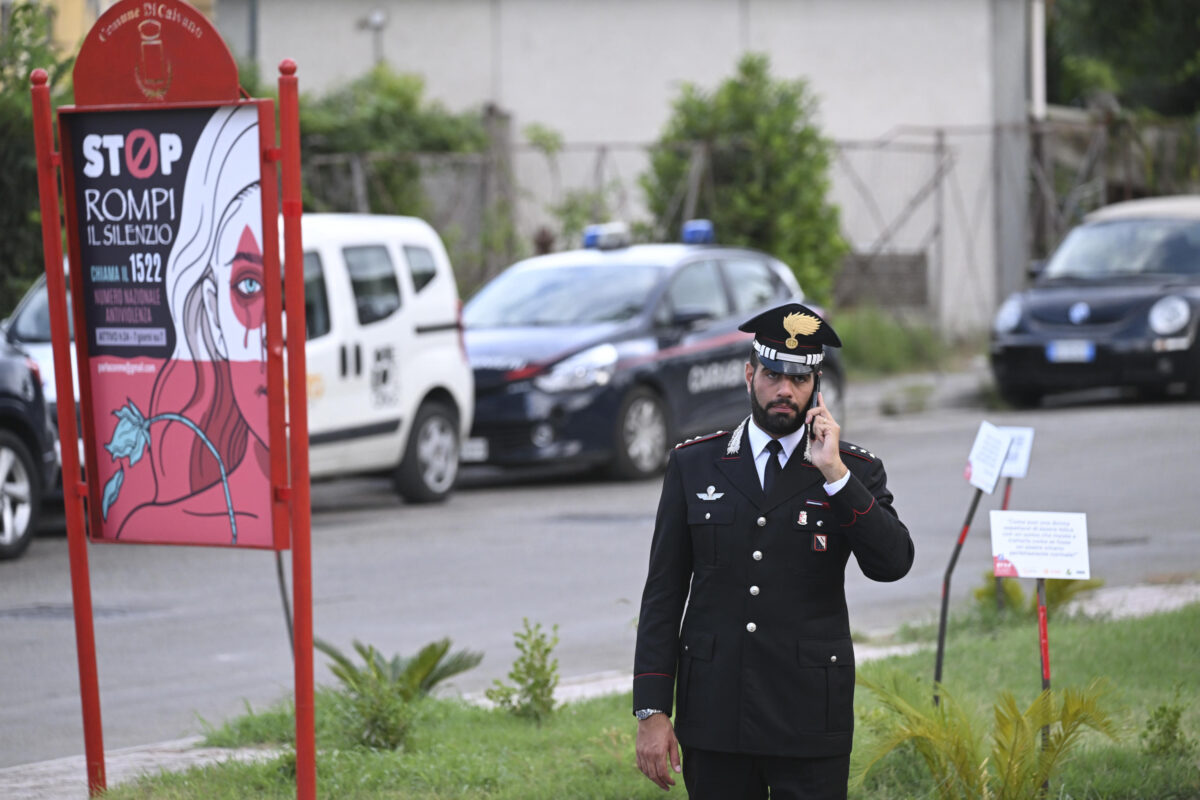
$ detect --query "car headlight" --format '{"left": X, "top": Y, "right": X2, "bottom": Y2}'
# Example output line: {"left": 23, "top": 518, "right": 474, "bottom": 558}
{"left": 533, "top": 344, "right": 619, "bottom": 393}
{"left": 1148, "top": 295, "right": 1190, "bottom": 336}
{"left": 993, "top": 296, "right": 1022, "bottom": 334}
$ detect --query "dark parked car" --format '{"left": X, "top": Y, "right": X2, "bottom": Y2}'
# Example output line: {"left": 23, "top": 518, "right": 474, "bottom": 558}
{"left": 461, "top": 222, "right": 845, "bottom": 478}
{"left": 991, "top": 196, "right": 1200, "bottom": 406}
{"left": 0, "top": 340, "right": 57, "bottom": 559}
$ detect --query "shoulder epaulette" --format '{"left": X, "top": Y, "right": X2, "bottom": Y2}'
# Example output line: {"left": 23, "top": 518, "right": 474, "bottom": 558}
{"left": 840, "top": 441, "right": 878, "bottom": 462}
{"left": 674, "top": 430, "right": 728, "bottom": 449}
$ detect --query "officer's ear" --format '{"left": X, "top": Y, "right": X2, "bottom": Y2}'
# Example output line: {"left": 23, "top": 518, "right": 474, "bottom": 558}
{"left": 745, "top": 360, "right": 755, "bottom": 393}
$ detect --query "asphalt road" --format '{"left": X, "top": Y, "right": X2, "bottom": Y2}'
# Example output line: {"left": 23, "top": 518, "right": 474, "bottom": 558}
{"left": 2, "top": 390, "right": 1199, "bottom": 768}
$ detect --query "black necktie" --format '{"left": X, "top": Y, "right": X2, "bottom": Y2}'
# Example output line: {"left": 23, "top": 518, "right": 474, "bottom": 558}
{"left": 764, "top": 439, "right": 783, "bottom": 494}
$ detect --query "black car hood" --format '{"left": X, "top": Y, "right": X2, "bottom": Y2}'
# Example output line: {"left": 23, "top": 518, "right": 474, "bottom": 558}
{"left": 1024, "top": 278, "right": 1195, "bottom": 327}
{"left": 464, "top": 323, "right": 624, "bottom": 388}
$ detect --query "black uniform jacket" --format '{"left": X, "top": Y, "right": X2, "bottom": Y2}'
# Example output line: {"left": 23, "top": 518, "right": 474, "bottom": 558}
{"left": 632, "top": 419, "right": 914, "bottom": 758}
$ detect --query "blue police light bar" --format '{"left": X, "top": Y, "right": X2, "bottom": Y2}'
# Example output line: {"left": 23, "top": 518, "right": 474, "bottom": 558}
{"left": 681, "top": 219, "right": 715, "bottom": 244}
{"left": 583, "top": 222, "right": 631, "bottom": 249}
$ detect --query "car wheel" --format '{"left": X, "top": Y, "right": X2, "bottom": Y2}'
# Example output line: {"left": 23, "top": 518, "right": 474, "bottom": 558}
{"left": 394, "top": 402, "right": 459, "bottom": 504}
{"left": 610, "top": 386, "right": 670, "bottom": 480}
{"left": 0, "top": 430, "right": 41, "bottom": 560}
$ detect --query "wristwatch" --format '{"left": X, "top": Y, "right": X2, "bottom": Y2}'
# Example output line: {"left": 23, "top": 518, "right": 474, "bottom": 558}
{"left": 635, "top": 708, "right": 664, "bottom": 721}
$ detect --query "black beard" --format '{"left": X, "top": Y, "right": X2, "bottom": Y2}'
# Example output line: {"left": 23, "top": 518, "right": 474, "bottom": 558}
{"left": 750, "top": 389, "right": 804, "bottom": 437}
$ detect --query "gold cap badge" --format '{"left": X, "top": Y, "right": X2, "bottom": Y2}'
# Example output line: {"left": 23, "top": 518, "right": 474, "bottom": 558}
{"left": 782, "top": 312, "right": 821, "bottom": 349}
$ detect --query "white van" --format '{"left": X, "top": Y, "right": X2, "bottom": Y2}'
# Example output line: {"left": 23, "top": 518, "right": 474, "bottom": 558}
{"left": 3, "top": 214, "right": 473, "bottom": 504}
{"left": 299, "top": 214, "right": 473, "bottom": 502}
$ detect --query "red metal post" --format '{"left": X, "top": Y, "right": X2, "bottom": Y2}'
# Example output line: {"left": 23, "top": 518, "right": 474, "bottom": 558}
{"left": 278, "top": 58, "right": 316, "bottom": 800}
{"left": 996, "top": 476, "right": 1014, "bottom": 610}
{"left": 1036, "top": 577, "right": 1051, "bottom": 763}
{"left": 30, "top": 68, "right": 106, "bottom": 795}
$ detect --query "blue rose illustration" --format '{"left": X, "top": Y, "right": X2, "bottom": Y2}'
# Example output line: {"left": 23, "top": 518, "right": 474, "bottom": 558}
{"left": 104, "top": 401, "right": 150, "bottom": 465}
{"left": 101, "top": 398, "right": 238, "bottom": 543}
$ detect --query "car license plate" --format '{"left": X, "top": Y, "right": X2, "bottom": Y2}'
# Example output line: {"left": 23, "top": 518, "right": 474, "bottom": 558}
{"left": 1046, "top": 340, "right": 1095, "bottom": 363}
{"left": 460, "top": 437, "right": 489, "bottom": 463}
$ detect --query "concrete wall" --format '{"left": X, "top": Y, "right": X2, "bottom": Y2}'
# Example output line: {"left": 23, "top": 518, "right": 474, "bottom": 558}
{"left": 217, "top": 0, "right": 1031, "bottom": 333}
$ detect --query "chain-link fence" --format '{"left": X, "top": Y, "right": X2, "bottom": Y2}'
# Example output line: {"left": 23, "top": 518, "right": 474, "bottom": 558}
{"left": 301, "top": 113, "right": 1200, "bottom": 335}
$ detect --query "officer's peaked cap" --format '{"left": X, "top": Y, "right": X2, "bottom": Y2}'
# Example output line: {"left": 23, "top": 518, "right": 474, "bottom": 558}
{"left": 739, "top": 302, "right": 841, "bottom": 375}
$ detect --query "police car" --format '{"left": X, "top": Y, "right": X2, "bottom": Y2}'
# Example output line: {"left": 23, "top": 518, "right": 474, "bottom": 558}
{"left": 461, "top": 221, "right": 845, "bottom": 478}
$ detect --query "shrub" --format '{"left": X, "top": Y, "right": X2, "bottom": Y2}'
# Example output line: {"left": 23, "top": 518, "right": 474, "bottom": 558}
{"left": 1141, "top": 688, "right": 1196, "bottom": 758}
{"left": 314, "top": 637, "right": 483, "bottom": 750}
{"left": 485, "top": 618, "right": 560, "bottom": 726}
{"left": 833, "top": 306, "right": 947, "bottom": 376}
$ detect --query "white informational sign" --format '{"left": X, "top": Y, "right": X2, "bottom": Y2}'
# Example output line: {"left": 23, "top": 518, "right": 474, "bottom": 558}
{"left": 998, "top": 426, "right": 1036, "bottom": 479}
{"left": 990, "top": 510, "right": 1090, "bottom": 579}
{"left": 965, "top": 421, "right": 1012, "bottom": 494}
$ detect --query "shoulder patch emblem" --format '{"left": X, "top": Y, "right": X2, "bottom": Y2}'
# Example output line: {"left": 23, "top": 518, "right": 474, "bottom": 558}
{"left": 675, "top": 430, "right": 728, "bottom": 449}
{"left": 840, "top": 442, "right": 877, "bottom": 462}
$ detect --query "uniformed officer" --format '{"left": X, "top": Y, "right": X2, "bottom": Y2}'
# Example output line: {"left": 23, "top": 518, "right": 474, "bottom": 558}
{"left": 633, "top": 302, "right": 914, "bottom": 799}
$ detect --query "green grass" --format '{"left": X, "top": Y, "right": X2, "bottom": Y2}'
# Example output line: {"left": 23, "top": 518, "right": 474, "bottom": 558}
{"left": 834, "top": 306, "right": 953, "bottom": 376}
{"left": 852, "top": 604, "right": 1200, "bottom": 799}
{"left": 106, "top": 605, "right": 1200, "bottom": 799}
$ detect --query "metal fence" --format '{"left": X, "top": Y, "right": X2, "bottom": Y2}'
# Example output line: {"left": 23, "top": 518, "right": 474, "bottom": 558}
{"left": 302, "top": 113, "right": 1200, "bottom": 334}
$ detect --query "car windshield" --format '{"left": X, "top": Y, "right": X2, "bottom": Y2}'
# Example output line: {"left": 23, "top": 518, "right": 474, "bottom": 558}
{"left": 8, "top": 279, "right": 73, "bottom": 343}
{"left": 1044, "top": 218, "right": 1200, "bottom": 279}
{"left": 464, "top": 263, "right": 666, "bottom": 327}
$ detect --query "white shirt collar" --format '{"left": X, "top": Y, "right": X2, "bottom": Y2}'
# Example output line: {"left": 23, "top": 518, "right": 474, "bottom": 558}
{"left": 747, "top": 418, "right": 807, "bottom": 463}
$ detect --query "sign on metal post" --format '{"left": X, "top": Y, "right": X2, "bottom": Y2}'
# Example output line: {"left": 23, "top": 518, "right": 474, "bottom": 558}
{"left": 30, "top": 2, "right": 314, "bottom": 796}
{"left": 60, "top": 103, "right": 290, "bottom": 549}
{"left": 993, "top": 426, "right": 1036, "bottom": 606}
{"left": 990, "top": 509, "right": 1090, "bottom": 755}
{"left": 989, "top": 511, "right": 1090, "bottom": 581}
{"left": 934, "top": 421, "right": 1013, "bottom": 703}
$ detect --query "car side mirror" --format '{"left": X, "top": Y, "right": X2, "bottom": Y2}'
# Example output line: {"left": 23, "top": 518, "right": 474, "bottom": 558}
{"left": 1027, "top": 259, "right": 1046, "bottom": 280}
{"left": 670, "top": 308, "right": 715, "bottom": 329}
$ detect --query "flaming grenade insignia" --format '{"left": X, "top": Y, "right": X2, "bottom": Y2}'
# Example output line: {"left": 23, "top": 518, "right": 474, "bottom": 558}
{"left": 782, "top": 312, "right": 820, "bottom": 349}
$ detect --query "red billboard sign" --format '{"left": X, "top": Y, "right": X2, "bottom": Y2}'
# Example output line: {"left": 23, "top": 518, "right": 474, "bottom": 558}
{"left": 31, "top": 1, "right": 315, "bottom": 795}
{"left": 73, "top": 1, "right": 239, "bottom": 106}
{"left": 59, "top": 102, "right": 287, "bottom": 548}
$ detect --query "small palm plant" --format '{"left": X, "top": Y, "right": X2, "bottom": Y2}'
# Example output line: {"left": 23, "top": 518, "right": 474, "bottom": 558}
{"left": 314, "top": 637, "right": 483, "bottom": 750}
{"left": 854, "top": 670, "right": 1117, "bottom": 800}
{"left": 972, "top": 571, "right": 1105, "bottom": 617}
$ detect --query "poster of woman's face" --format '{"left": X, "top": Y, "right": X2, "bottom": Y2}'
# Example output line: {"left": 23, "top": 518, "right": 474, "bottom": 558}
{"left": 65, "top": 103, "right": 277, "bottom": 547}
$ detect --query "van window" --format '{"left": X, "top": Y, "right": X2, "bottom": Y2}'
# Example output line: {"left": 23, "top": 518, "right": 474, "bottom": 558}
{"left": 344, "top": 245, "right": 401, "bottom": 325}
{"left": 723, "top": 257, "right": 784, "bottom": 312}
{"left": 403, "top": 246, "right": 438, "bottom": 292}
{"left": 303, "top": 252, "right": 331, "bottom": 340}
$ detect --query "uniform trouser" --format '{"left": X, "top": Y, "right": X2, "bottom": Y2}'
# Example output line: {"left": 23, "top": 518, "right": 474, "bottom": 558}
{"left": 682, "top": 746, "right": 851, "bottom": 800}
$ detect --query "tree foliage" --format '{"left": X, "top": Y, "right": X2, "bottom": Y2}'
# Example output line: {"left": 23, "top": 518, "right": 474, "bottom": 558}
{"left": 0, "top": 1, "right": 73, "bottom": 316}
{"left": 641, "top": 53, "right": 846, "bottom": 302}
{"left": 300, "top": 65, "right": 487, "bottom": 215}
{"left": 1048, "top": 0, "right": 1200, "bottom": 116}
